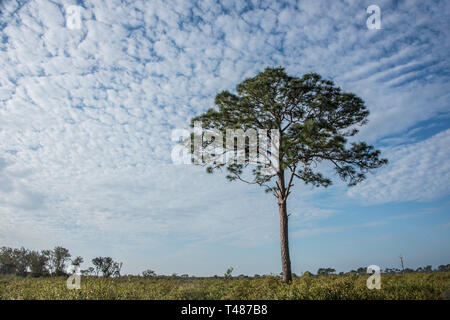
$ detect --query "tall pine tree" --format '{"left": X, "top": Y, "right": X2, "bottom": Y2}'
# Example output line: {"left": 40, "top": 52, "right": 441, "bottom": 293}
{"left": 190, "top": 67, "right": 387, "bottom": 283}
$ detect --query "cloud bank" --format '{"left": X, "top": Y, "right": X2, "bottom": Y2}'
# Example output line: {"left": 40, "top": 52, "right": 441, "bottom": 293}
{"left": 0, "top": 0, "right": 449, "bottom": 274}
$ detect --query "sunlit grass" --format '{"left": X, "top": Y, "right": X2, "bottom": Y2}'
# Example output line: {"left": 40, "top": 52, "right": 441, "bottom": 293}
{"left": 1, "top": 273, "right": 449, "bottom": 300}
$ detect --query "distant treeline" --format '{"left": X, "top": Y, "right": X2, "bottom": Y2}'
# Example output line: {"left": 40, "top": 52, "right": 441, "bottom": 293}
{"left": 1, "top": 246, "right": 449, "bottom": 279}
{"left": 313, "top": 265, "right": 450, "bottom": 276}
{"left": 0, "top": 246, "right": 122, "bottom": 278}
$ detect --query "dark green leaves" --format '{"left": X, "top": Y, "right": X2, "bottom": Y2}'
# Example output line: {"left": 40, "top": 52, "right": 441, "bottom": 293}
{"left": 189, "top": 67, "right": 387, "bottom": 198}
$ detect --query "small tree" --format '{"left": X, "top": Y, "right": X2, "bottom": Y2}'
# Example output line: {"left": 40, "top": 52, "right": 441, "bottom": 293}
{"left": 13, "top": 247, "right": 30, "bottom": 277}
{"left": 92, "top": 257, "right": 120, "bottom": 278}
{"left": 113, "top": 262, "right": 123, "bottom": 277}
{"left": 0, "top": 247, "right": 15, "bottom": 274}
{"left": 92, "top": 257, "right": 102, "bottom": 276}
{"left": 52, "top": 246, "right": 71, "bottom": 276}
{"left": 356, "top": 267, "right": 366, "bottom": 276}
{"left": 438, "top": 264, "right": 450, "bottom": 272}
{"left": 72, "top": 256, "right": 84, "bottom": 267}
{"left": 101, "top": 257, "right": 115, "bottom": 278}
{"left": 189, "top": 67, "right": 387, "bottom": 283}
{"left": 317, "top": 268, "right": 335, "bottom": 276}
{"left": 41, "top": 250, "right": 53, "bottom": 275}
{"left": 438, "top": 264, "right": 450, "bottom": 273}
{"left": 224, "top": 266, "right": 233, "bottom": 280}
{"left": 28, "top": 250, "right": 50, "bottom": 277}
{"left": 142, "top": 269, "right": 157, "bottom": 278}
{"left": 423, "top": 265, "right": 433, "bottom": 273}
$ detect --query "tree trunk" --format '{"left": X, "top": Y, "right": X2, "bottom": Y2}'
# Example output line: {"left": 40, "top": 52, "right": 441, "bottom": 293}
{"left": 278, "top": 172, "right": 292, "bottom": 283}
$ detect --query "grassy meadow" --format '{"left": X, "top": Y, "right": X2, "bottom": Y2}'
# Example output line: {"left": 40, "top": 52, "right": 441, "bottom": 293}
{"left": 1, "top": 273, "right": 449, "bottom": 300}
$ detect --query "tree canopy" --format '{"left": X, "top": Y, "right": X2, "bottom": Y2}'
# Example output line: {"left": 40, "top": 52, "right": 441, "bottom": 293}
{"left": 191, "top": 67, "right": 387, "bottom": 193}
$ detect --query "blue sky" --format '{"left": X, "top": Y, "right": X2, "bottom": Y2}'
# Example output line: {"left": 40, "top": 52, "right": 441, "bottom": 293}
{"left": 0, "top": 0, "right": 449, "bottom": 276}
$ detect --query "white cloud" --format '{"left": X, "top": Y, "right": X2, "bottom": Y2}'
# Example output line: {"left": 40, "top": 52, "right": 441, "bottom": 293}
{"left": 0, "top": 0, "right": 449, "bottom": 273}
{"left": 348, "top": 130, "right": 450, "bottom": 203}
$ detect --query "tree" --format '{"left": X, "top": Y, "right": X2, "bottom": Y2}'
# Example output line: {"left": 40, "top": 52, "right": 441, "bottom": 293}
{"left": 356, "top": 267, "right": 366, "bottom": 276}
{"left": 317, "top": 268, "right": 336, "bottom": 276}
{"left": 0, "top": 247, "right": 15, "bottom": 274}
{"left": 100, "top": 257, "right": 115, "bottom": 278}
{"left": 41, "top": 250, "right": 53, "bottom": 275}
{"left": 52, "top": 246, "right": 71, "bottom": 276}
{"left": 113, "top": 261, "right": 123, "bottom": 277}
{"left": 91, "top": 257, "right": 121, "bottom": 278}
{"left": 12, "top": 247, "right": 30, "bottom": 277}
{"left": 28, "top": 250, "right": 50, "bottom": 277}
{"left": 92, "top": 257, "right": 103, "bottom": 276}
{"left": 224, "top": 267, "right": 233, "bottom": 280}
{"left": 71, "top": 256, "right": 84, "bottom": 267}
{"left": 438, "top": 264, "right": 450, "bottom": 273}
{"left": 66, "top": 256, "right": 84, "bottom": 275}
{"left": 142, "top": 269, "right": 157, "bottom": 278}
{"left": 0, "top": 247, "right": 51, "bottom": 277}
{"left": 423, "top": 265, "right": 433, "bottom": 273}
{"left": 188, "top": 67, "right": 387, "bottom": 283}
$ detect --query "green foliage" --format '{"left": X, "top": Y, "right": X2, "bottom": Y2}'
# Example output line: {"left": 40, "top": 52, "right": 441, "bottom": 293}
{"left": 0, "top": 273, "right": 448, "bottom": 300}
{"left": 142, "top": 269, "right": 157, "bottom": 278}
{"left": 91, "top": 257, "right": 122, "bottom": 278}
{"left": 438, "top": 264, "right": 450, "bottom": 273}
{"left": 224, "top": 267, "right": 233, "bottom": 280}
{"left": 72, "top": 256, "right": 84, "bottom": 267}
{"left": 0, "top": 246, "right": 74, "bottom": 277}
{"left": 52, "top": 247, "right": 71, "bottom": 276}
{"left": 317, "top": 268, "right": 336, "bottom": 276}
{"left": 0, "top": 247, "right": 15, "bottom": 275}
{"left": 190, "top": 67, "right": 387, "bottom": 188}
{"left": 12, "top": 248, "right": 30, "bottom": 277}
{"left": 28, "top": 250, "right": 50, "bottom": 277}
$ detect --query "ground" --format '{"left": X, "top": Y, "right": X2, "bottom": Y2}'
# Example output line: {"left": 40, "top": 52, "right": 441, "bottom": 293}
{"left": 1, "top": 273, "right": 449, "bottom": 300}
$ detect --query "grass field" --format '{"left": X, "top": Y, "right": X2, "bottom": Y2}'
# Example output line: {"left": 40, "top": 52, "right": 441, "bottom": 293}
{"left": 1, "top": 273, "right": 449, "bottom": 300}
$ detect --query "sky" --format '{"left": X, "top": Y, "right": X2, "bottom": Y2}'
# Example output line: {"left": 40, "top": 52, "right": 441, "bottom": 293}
{"left": 0, "top": 0, "right": 449, "bottom": 276}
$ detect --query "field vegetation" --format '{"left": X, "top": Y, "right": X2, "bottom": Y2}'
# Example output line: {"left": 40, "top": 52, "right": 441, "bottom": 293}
{"left": 1, "top": 272, "right": 449, "bottom": 300}
{"left": 1, "top": 246, "right": 449, "bottom": 300}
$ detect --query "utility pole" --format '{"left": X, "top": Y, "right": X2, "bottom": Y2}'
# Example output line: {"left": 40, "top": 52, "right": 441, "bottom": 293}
{"left": 399, "top": 255, "right": 404, "bottom": 272}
